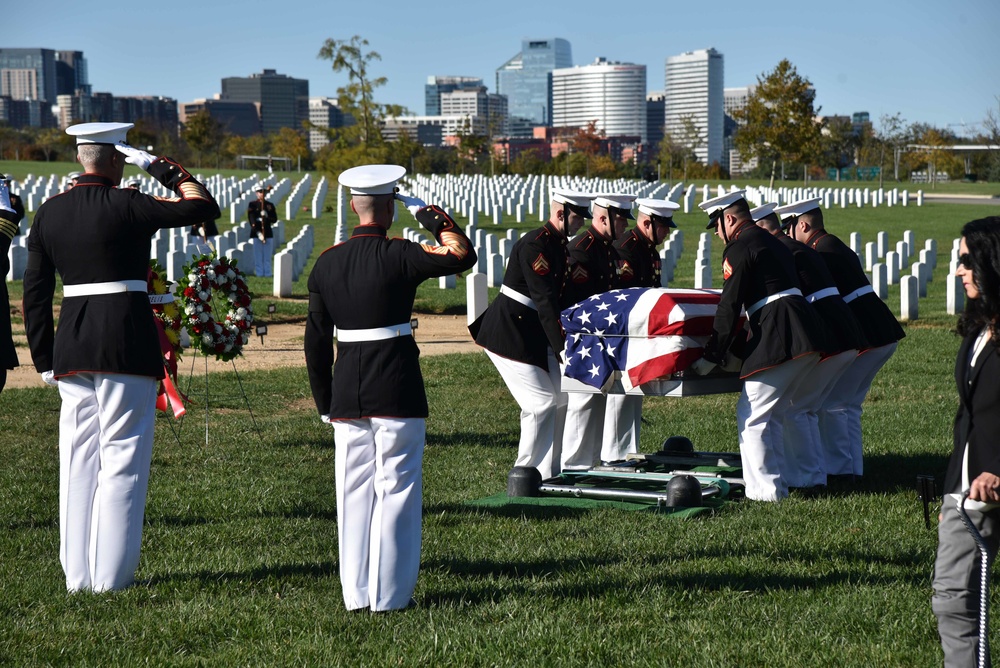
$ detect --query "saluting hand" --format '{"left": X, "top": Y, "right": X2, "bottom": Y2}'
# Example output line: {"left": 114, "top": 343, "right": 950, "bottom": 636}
{"left": 115, "top": 142, "right": 158, "bottom": 172}
{"left": 395, "top": 194, "right": 426, "bottom": 217}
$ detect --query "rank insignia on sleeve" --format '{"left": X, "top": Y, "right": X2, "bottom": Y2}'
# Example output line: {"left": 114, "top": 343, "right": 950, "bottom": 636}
{"left": 617, "top": 260, "right": 633, "bottom": 281}
{"left": 570, "top": 264, "right": 589, "bottom": 283}
{"left": 722, "top": 258, "right": 733, "bottom": 281}
{"left": 532, "top": 253, "right": 550, "bottom": 275}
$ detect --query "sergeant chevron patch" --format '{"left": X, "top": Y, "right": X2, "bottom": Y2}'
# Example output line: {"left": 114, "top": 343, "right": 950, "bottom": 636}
{"left": 532, "top": 254, "right": 550, "bottom": 275}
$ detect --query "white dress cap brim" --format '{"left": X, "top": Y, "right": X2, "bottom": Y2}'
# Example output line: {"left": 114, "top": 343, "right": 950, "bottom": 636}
{"left": 338, "top": 164, "right": 407, "bottom": 195}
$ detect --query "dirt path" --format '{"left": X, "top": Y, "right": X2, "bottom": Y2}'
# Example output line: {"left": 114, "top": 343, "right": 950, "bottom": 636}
{"left": 4, "top": 313, "right": 480, "bottom": 390}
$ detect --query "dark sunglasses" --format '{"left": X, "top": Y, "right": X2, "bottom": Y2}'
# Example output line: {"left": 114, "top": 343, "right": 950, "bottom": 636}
{"left": 958, "top": 253, "right": 972, "bottom": 268}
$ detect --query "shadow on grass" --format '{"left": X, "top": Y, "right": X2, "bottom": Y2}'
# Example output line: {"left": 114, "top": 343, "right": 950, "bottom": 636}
{"left": 852, "top": 452, "right": 951, "bottom": 496}
{"left": 426, "top": 432, "right": 518, "bottom": 449}
{"left": 425, "top": 501, "right": 594, "bottom": 521}
{"left": 145, "top": 560, "right": 338, "bottom": 587}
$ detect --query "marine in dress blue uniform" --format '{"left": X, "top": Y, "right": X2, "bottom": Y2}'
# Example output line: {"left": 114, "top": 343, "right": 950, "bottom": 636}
{"left": 0, "top": 178, "right": 22, "bottom": 392}
{"left": 691, "top": 191, "right": 825, "bottom": 502}
{"left": 561, "top": 194, "right": 636, "bottom": 470}
{"left": 752, "top": 202, "right": 866, "bottom": 490}
{"left": 469, "top": 189, "right": 592, "bottom": 479}
{"left": 22, "top": 122, "right": 220, "bottom": 591}
{"left": 248, "top": 186, "right": 277, "bottom": 277}
{"left": 776, "top": 197, "right": 905, "bottom": 480}
{"left": 304, "top": 165, "right": 476, "bottom": 611}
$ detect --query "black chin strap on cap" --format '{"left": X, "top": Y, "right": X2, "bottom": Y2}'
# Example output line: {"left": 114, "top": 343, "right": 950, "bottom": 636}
{"left": 607, "top": 207, "right": 619, "bottom": 242}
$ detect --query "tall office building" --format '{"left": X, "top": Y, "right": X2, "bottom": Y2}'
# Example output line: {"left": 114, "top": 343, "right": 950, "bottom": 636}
{"left": 440, "top": 87, "right": 508, "bottom": 136}
{"left": 551, "top": 58, "right": 646, "bottom": 143}
{"left": 496, "top": 38, "right": 572, "bottom": 137}
{"left": 308, "top": 97, "right": 353, "bottom": 151}
{"left": 221, "top": 69, "right": 309, "bottom": 135}
{"left": 664, "top": 48, "right": 724, "bottom": 166}
{"left": 723, "top": 85, "right": 755, "bottom": 175}
{"left": 180, "top": 98, "right": 262, "bottom": 137}
{"left": 425, "top": 76, "right": 483, "bottom": 115}
{"left": 646, "top": 92, "right": 665, "bottom": 148}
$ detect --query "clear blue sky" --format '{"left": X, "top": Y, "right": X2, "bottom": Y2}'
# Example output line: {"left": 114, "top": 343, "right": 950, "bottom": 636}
{"left": 8, "top": 0, "right": 999, "bottom": 135}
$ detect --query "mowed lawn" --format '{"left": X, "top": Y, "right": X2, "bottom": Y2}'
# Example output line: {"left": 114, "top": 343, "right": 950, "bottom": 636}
{"left": 1, "top": 180, "right": 998, "bottom": 665}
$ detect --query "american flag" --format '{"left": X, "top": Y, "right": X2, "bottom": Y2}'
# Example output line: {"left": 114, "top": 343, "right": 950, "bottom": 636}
{"left": 561, "top": 288, "right": 727, "bottom": 392}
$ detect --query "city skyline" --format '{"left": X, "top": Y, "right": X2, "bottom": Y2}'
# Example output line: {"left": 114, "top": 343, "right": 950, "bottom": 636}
{"left": 5, "top": 0, "right": 998, "bottom": 136}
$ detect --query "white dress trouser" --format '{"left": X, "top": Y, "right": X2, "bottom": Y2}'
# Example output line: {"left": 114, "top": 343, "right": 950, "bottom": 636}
{"left": 486, "top": 350, "right": 565, "bottom": 479}
{"left": 782, "top": 349, "right": 857, "bottom": 488}
{"left": 736, "top": 354, "right": 820, "bottom": 502}
{"left": 58, "top": 372, "right": 157, "bottom": 592}
{"left": 818, "top": 342, "right": 897, "bottom": 476}
{"left": 333, "top": 417, "right": 424, "bottom": 612}
{"left": 253, "top": 237, "right": 273, "bottom": 277}
{"left": 602, "top": 394, "right": 642, "bottom": 462}
{"left": 562, "top": 391, "right": 606, "bottom": 470}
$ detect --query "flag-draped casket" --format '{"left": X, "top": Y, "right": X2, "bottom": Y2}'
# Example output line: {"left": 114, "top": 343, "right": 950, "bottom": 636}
{"left": 561, "top": 288, "right": 741, "bottom": 393}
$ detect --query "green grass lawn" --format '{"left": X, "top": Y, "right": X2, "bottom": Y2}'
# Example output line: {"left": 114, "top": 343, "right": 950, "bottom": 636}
{"left": 2, "top": 166, "right": 998, "bottom": 665}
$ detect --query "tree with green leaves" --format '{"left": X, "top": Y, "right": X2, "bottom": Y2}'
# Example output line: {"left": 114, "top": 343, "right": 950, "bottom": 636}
{"left": 318, "top": 35, "right": 389, "bottom": 151}
{"left": 181, "top": 110, "right": 224, "bottom": 168}
{"left": 820, "top": 116, "right": 859, "bottom": 181}
{"left": 733, "top": 59, "right": 822, "bottom": 187}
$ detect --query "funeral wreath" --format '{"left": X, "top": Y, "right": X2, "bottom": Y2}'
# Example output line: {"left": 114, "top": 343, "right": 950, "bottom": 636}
{"left": 180, "top": 254, "right": 254, "bottom": 361}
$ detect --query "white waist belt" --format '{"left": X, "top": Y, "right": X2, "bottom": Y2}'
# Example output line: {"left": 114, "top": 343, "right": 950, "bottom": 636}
{"left": 63, "top": 280, "right": 148, "bottom": 297}
{"left": 806, "top": 287, "right": 840, "bottom": 304}
{"left": 336, "top": 323, "right": 412, "bottom": 343}
{"left": 843, "top": 285, "right": 874, "bottom": 303}
{"left": 500, "top": 285, "right": 537, "bottom": 310}
{"left": 746, "top": 288, "right": 802, "bottom": 317}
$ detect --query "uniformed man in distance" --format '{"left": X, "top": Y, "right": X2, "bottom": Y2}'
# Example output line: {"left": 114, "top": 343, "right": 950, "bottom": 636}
{"left": 0, "top": 178, "right": 23, "bottom": 393}
{"left": 247, "top": 185, "right": 277, "bottom": 277}
{"left": 22, "top": 122, "right": 221, "bottom": 591}
{"left": 751, "top": 202, "right": 865, "bottom": 492}
{"left": 690, "top": 191, "right": 825, "bottom": 502}
{"left": 607, "top": 197, "right": 678, "bottom": 460}
{"left": 775, "top": 197, "right": 905, "bottom": 483}
{"left": 561, "top": 193, "right": 635, "bottom": 471}
{"left": 304, "top": 165, "right": 476, "bottom": 612}
{"left": 470, "top": 188, "right": 593, "bottom": 480}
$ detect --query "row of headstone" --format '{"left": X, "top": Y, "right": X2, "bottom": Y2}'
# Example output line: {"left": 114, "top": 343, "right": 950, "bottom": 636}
{"left": 312, "top": 177, "right": 329, "bottom": 219}
{"left": 733, "top": 184, "right": 923, "bottom": 210}
{"left": 284, "top": 173, "right": 313, "bottom": 220}
{"left": 273, "top": 224, "right": 315, "bottom": 297}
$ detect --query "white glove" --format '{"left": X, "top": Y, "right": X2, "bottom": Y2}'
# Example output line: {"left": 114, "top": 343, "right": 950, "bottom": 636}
{"left": 115, "top": 142, "right": 158, "bottom": 172}
{"left": 40, "top": 371, "right": 58, "bottom": 386}
{"left": 689, "top": 357, "right": 717, "bottom": 376}
{"left": 721, "top": 354, "right": 742, "bottom": 373}
{"left": 395, "top": 194, "right": 426, "bottom": 217}
{"left": 0, "top": 180, "right": 13, "bottom": 214}
{"left": 320, "top": 414, "right": 332, "bottom": 424}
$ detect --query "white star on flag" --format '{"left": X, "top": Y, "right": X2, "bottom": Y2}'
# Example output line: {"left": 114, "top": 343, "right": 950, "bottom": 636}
{"left": 588, "top": 363, "right": 601, "bottom": 378}
{"left": 606, "top": 345, "right": 617, "bottom": 358}
{"left": 615, "top": 293, "right": 630, "bottom": 302}
{"left": 577, "top": 311, "right": 592, "bottom": 324}
{"left": 579, "top": 346, "right": 591, "bottom": 359}
{"left": 605, "top": 312, "right": 618, "bottom": 325}
{"left": 596, "top": 302, "right": 610, "bottom": 312}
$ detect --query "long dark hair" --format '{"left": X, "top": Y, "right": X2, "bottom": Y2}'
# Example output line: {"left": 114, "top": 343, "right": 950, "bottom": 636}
{"left": 957, "top": 216, "right": 1000, "bottom": 343}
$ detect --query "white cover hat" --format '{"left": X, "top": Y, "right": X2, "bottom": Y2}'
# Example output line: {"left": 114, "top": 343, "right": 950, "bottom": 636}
{"left": 551, "top": 188, "right": 594, "bottom": 218}
{"left": 592, "top": 193, "right": 636, "bottom": 219}
{"left": 635, "top": 198, "right": 680, "bottom": 227}
{"left": 749, "top": 202, "right": 779, "bottom": 223}
{"left": 66, "top": 122, "right": 134, "bottom": 145}
{"left": 698, "top": 189, "right": 747, "bottom": 229}
{"left": 338, "top": 164, "right": 407, "bottom": 195}
{"left": 773, "top": 197, "right": 822, "bottom": 220}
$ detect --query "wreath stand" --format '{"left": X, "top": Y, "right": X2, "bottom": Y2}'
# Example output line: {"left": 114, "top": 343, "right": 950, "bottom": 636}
{"left": 172, "top": 347, "right": 262, "bottom": 446}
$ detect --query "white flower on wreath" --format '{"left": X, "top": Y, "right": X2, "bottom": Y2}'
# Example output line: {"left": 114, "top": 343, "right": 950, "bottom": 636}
{"left": 236, "top": 307, "right": 247, "bottom": 318}
{"left": 227, "top": 268, "right": 236, "bottom": 279}
{"left": 202, "top": 333, "right": 214, "bottom": 345}
{"left": 185, "top": 305, "right": 197, "bottom": 315}
{"left": 206, "top": 268, "right": 216, "bottom": 280}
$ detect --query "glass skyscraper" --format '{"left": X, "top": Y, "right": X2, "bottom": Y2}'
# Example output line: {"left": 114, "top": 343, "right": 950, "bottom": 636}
{"left": 496, "top": 38, "right": 572, "bottom": 137}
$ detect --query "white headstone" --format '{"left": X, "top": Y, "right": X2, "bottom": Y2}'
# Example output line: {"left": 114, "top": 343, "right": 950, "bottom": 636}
{"left": 865, "top": 242, "right": 876, "bottom": 272}
{"left": 872, "top": 263, "right": 888, "bottom": 299}
{"left": 900, "top": 275, "right": 918, "bottom": 320}
{"left": 877, "top": 231, "right": 888, "bottom": 258}
{"left": 886, "top": 252, "right": 900, "bottom": 285}
{"left": 273, "top": 251, "right": 293, "bottom": 297}
{"left": 466, "top": 272, "right": 488, "bottom": 325}
{"left": 694, "top": 259, "right": 712, "bottom": 289}
{"left": 947, "top": 274, "right": 964, "bottom": 315}
{"left": 911, "top": 262, "right": 928, "bottom": 298}
{"left": 438, "top": 274, "right": 456, "bottom": 289}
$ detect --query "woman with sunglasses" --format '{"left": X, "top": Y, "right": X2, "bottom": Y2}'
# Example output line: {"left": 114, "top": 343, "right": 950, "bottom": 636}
{"left": 933, "top": 216, "right": 1000, "bottom": 667}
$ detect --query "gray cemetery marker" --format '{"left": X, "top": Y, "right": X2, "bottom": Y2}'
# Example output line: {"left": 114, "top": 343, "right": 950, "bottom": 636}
{"left": 947, "top": 275, "right": 964, "bottom": 315}
{"left": 438, "top": 274, "right": 456, "bottom": 289}
{"left": 850, "top": 232, "right": 862, "bottom": 255}
{"left": 911, "top": 262, "right": 928, "bottom": 298}
{"left": 886, "top": 251, "right": 900, "bottom": 284}
{"left": 273, "top": 252, "right": 293, "bottom": 298}
{"left": 466, "top": 273, "right": 488, "bottom": 326}
{"left": 917, "top": 190, "right": 924, "bottom": 206}
{"left": 873, "top": 263, "right": 888, "bottom": 299}
{"left": 694, "top": 259, "right": 712, "bottom": 289}
{"left": 895, "top": 240, "right": 908, "bottom": 270}
{"left": 865, "top": 242, "right": 876, "bottom": 272}
{"left": 900, "top": 275, "right": 918, "bottom": 321}
{"left": 924, "top": 239, "right": 938, "bottom": 269}
{"left": 487, "top": 253, "right": 504, "bottom": 287}
{"left": 877, "top": 231, "right": 888, "bottom": 258}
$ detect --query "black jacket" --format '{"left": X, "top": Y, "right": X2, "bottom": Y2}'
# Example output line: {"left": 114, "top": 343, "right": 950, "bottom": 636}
{"left": 564, "top": 227, "right": 618, "bottom": 306}
{"left": 704, "top": 223, "right": 826, "bottom": 378}
{"left": 22, "top": 159, "right": 221, "bottom": 377}
{"left": 469, "top": 222, "right": 568, "bottom": 369}
{"left": 305, "top": 206, "right": 476, "bottom": 419}
{"left": 615, "top": 227, "right": 662, "bottom": 289}
{"left": 806, "top": 230, "right": 905, "bottom": 349}
{"left": 944, "top": 331, "right": 1000, "bottom": 493}
{"left": 0, "top": 203, "right": 22, "bottom": 369}
{"left": 248, "top": 199, "right": 277, "bottom": 239}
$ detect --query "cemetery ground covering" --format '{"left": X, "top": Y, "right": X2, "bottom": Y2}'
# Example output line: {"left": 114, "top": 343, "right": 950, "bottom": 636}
{"left": 1, "top": 161, "right": 999, "bottom": 664}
